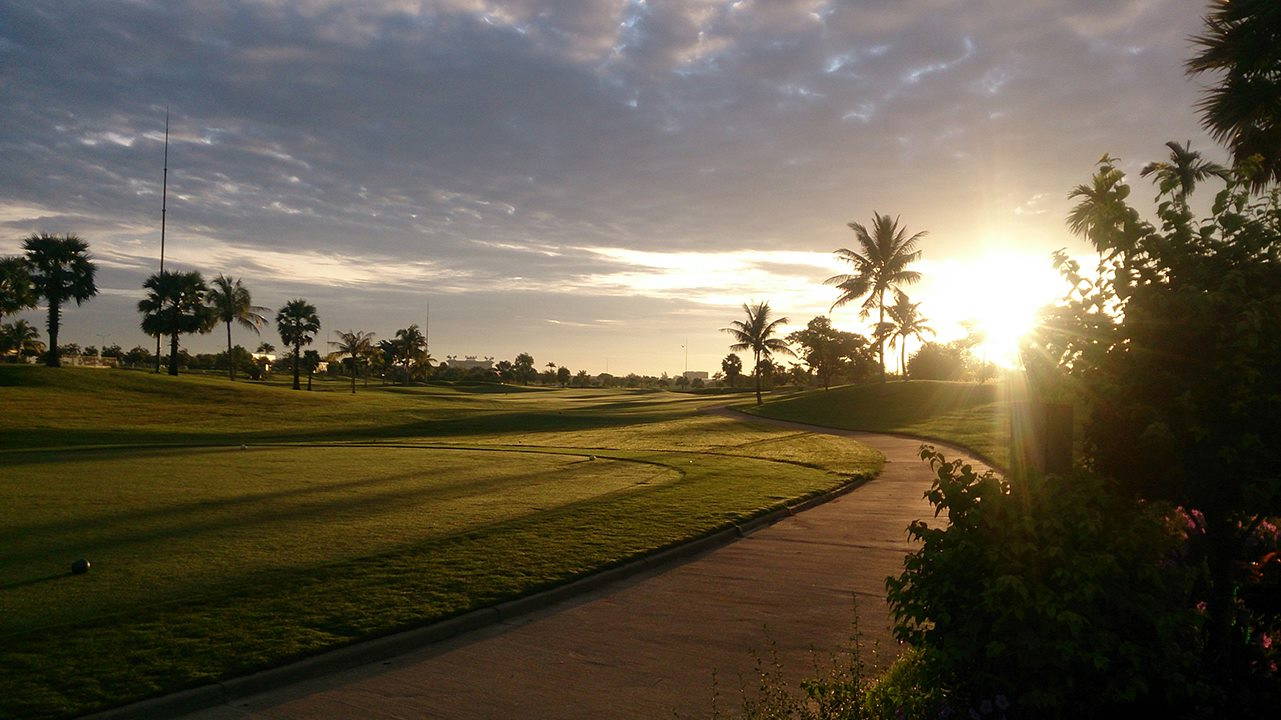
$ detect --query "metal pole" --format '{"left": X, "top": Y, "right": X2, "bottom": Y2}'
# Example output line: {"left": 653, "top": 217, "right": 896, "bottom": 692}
{"left": 154, "top": 108, "right": 169, "bottom": 372}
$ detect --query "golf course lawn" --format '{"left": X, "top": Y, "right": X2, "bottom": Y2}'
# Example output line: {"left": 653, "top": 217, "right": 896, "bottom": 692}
{"left": 0, "top": 366, "right": 883, "bottom": 719}
{"left": 741, "top": 380, "right": 1011, "bottom": 467}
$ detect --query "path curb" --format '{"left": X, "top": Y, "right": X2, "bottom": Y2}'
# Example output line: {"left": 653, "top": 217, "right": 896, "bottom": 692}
{"left": 81, "top": 472, "right": 873, "bottom": 720}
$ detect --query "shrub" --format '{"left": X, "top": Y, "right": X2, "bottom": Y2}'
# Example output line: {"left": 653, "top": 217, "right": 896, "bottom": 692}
{"left": 906, "top": 342, "right": 966, "bottom": 381}
{"left": 885, "top": 448, "right": 1203, "bottom": 716}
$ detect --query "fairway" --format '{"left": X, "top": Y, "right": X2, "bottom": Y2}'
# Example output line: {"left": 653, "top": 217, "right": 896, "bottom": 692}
{"left": 0, "top": 367, "right": 883, "bottom": 719}
{"left": 742, "top": 380, "right": 1012, "bottom": 466}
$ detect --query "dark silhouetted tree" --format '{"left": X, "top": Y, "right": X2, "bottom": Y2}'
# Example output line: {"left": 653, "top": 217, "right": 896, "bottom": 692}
{"left": 722, "top": 302, "right": 793, "bottom": 405}
{"left": 138, "top": 270, "right": 212, "bottom": 376}
{"left": 276, "top": 299, "right": 321, "bottom": 390}
{"left": 207, "top": 275, "right": 269, "bottom": 380}
{"left": 23, "top": 233, "right": 98, "bottom": 367}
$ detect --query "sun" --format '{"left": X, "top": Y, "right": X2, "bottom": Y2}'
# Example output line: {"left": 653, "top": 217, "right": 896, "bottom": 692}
{"left": 918, "top": 252, "right": 1068, "bottom": 369}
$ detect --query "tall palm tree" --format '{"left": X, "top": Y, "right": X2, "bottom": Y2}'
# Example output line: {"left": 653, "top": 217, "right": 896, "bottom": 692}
{"left": 1066, "top": 155, "right": 1132, "bottom": 253}
{"left": 206, "top": 275, "right": 269, "bottom": 380}
{"left": 0, "top": 319, "right": 44, "bottom": 360}
{"left": 330, "top": 330, "right": 375, "bottom": 394}
{"left": 22, "top": 233, "right": 98, "bottom": 367}
{"left": 138, "top": 270, "right": 213, "bottom": 376}
{"left": 1140, "top": 141, "right": 1229, "bottom": 200}
{"left": 875, "top": 290, "right": 934, "bottom": 380}
{"left": 826, "top": 213, "right": 924, "bottom": 381}
{"left": 276, "top": 299, "right": 321, "bottom": 391}
{"left": 0, "top": 256, "right": 37, "bottom": 318}
{"left": 721, "top": 301, "right": 794, "bottom": 405}
{"left": 1187, "top": 1, "right": 1281, "bottom": 189}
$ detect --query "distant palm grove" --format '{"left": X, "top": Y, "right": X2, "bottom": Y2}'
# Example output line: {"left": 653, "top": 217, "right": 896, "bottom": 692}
{"left": 1, "top": 216, "right": 995, "bottom": 395}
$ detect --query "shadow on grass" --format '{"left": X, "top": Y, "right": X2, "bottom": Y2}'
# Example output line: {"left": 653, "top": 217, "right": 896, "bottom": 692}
{"left": 0, "top": 573, "right": 68, "bottom": 591}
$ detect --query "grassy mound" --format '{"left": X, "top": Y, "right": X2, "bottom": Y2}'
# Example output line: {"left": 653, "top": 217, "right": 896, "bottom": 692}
{"left": 741, "top": 380, "right": 1009, "bottom": 466}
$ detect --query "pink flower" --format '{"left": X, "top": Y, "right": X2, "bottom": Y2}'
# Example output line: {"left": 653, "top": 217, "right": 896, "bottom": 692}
{"left": 1262, "top": 633, "right": 1273, "bottom": 650}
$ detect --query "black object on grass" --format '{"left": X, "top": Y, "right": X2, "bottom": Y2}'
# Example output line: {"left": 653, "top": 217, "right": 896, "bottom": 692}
{"left": 71, "top": 558, "right": 91, "bottom": 575}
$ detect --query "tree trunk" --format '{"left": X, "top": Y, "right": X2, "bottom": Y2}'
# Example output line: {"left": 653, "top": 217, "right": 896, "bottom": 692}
{"left": 877, "top": 290, "right": 886, "bottom": 382}
{"left": 901, "top": 337, "right": 907, "bottom": 380}
{"left": 226, "top": 322, "right": 235, "bottom": 380}
{"left": 168, "top": 331, "right": 180, "bottom": 375}
{"left": 44, "top": 301, "right": 61, "bottom": 367}
{"left": 754, "top": 350, "right": 763, "bottom": 405}
{"left": 350, "top": 362, "right": 357, "bottom": 394}
{"left": 307, "top": 370, "right": 313, "bottom": 391}
{"left": 291, "top": 345, "right": 301, "bottom": 390}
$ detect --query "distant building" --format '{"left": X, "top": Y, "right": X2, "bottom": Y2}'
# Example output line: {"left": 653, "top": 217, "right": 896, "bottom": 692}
{"left": 682, "top": 371, "right": 709, "bottom": 381}
{"left": 251, "top": 352, "right": 277, "bottom": 371}
{"left": 444, "top": 355, "right": 494, "bottom": 371}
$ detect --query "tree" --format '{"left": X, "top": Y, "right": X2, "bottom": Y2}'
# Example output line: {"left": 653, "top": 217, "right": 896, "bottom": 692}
{"left": 514, "top": 352, "right": 535, "bottom": 385}
{"left": 556, "top": 366, "right": 571, "bottom": 386}
{"left": 0, "top": 319, "right": 44, "bottom": 360}
{"left": 1067, "top": 155, "right": 1131, "bottom": 253}
{"left": 330, "top": 330, "right": 376, "bottom": 394}
{"left": 302, "top": 349, "right": 322, "bottom": 391}
{"left": 906, "top": 342, "right": 968, "bottom": 381}
{"left": 23, "top": 233, "right": 98, "bottom": 367}
{"left": 786, "top": 316, "right": 871, "bottom": 389}
{"left": 1187, "top": 0, "right": 1281, "bottom": 188}
{"left": 0, "top": 256, "right": 36, "bottom": 318}
{"left": 721, "top": 353, "right": 743, "bottom": 388}
{"left": 1139, "top": 140, "right": 1229, "bottom": 200}
{"left": 256, "top": 342, "right": 276, "bottom": 354}
{"left": 276, "top": 299, "right": 321, "bottom": 391}
{"left": 721, "top": 302, "right": 794, "bottom": 405}
{"left": 207, "top": 275, "right": 269, "bottom": 381}
{"left": 826, "top": 213, "right": 924, "bottom": 380}
{"left": 1037, "top": 153, "right": 1281, "bottom": 699}
{"left": 875, "top": 290, "right": 934, "bottom": 379}
{"left": 495, "top": 359, "right": 514, "bottom": 383}
{"left": 137, "top": 270, "right": 212, "bottom": 375}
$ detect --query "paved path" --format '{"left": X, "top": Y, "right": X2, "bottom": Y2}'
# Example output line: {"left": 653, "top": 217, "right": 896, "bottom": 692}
{"left": 186, "top": 412, "right": 989, "bottom": 720}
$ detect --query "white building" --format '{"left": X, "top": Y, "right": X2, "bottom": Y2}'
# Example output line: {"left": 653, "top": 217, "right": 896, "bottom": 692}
{"left": 682, "top": 371, "right": 709, "bottom": 381}
{"left": 444, "top": 355, "right": 494, "bottom": 371}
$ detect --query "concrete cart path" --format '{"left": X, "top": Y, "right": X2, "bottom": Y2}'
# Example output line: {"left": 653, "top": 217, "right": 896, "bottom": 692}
{"left": 185, "top": 411, "right": 989, "bottom": 720}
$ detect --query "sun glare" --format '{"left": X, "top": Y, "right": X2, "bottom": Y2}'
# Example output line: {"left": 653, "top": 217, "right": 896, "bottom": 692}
{"left": 918, "top": 252, "right": 1069, "bottom": 369}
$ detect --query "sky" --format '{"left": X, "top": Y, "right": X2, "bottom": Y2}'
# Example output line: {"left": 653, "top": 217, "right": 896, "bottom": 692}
{"left": 0, "top": 0, "right": 1223, "bottom": 375}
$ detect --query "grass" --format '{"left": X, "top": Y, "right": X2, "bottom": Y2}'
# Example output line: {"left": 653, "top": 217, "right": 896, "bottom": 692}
{"left": 0, "top": 365, "right": 883, "bottom": 719}
{"left": 740, "top": 380, "right": 1012, "bottom": 467}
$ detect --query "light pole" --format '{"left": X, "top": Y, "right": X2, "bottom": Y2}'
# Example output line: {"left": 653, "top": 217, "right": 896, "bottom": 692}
{"left": 154, "top": 108, "right": 169, "bottom": 373}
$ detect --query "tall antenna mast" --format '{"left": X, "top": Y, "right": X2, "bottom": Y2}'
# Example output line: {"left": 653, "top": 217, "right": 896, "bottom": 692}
{"left": 154, "top": 108, "right": 170, "bottom": 373}
{"left": 425, "top": 301, "right": 430, "bottom": 355}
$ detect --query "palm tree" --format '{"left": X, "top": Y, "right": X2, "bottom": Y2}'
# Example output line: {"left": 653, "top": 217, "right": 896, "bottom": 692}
{"left": 721, "top": 353, "right": 742, "bottom": 389}
{"left": 721, "top": 302, "right": 794, "bottom": 405}
{"left": 276, "top": 299, "right": 321, "bottom": 390}
{"left": 826, "top": 213, "right": 924, "bottom": 381}
{"left": 302, "top": 349, "right": 322, "bottom": 391}
{"left": 22, "top": 233, "right": 98, "bottom": 367}
{"left": 1140, "top": 141, "right": 1229, "bottom": 200}
{"left": 875, "top": 290, "right": 934, "bottom": 380}
{"left": 0, "top": 256, "right": 36, "bottom": 318}
{"left": 393, "top": 324, "right": 429, "bottom": 378}
{"left": 206, "top": 275, "right": 269, "bottom": 380}
{"left": 137, "top": 270, "right": 213, "bottom": 376}
{"left": 0, "top": 319, "right": 44, "bottom": 360}
{"left": 1187, "top": 1, "right": 1281, "bottom": 188}
{"left": 330, "top": 330, "right": 376, "bottom": 394}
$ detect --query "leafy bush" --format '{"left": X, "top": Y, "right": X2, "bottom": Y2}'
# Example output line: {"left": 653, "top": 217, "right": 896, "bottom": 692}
{"left": 905, "top": 342, "right": 966, "bottom": 381}
{"left": 886, "top": 448, "right": 1202, "bottom": 716}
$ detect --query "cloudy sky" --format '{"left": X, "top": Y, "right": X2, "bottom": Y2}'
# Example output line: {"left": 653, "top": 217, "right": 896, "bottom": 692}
{"left": 0, "top": 0, "right": 1221, "bottom": 374}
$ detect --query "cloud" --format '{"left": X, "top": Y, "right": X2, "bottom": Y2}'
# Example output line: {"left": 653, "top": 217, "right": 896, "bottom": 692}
{"left": 0, "top": 0, "right": 1216, "bottom": 371}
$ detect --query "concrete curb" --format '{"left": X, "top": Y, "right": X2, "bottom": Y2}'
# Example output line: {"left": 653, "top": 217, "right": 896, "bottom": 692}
{"left": 80, "top": 473, "right": 872, "bottom": 720}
